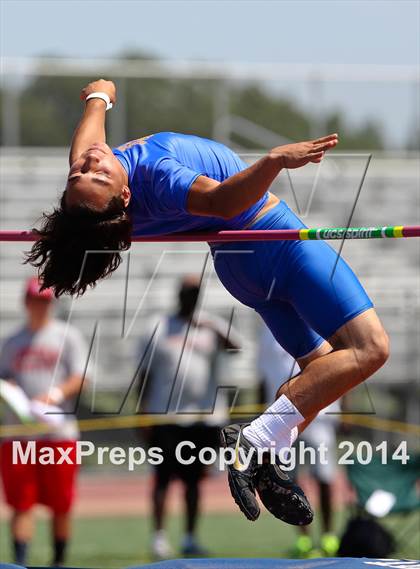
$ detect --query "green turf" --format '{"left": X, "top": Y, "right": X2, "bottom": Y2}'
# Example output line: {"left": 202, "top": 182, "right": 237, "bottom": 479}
{"left": 1, "top": 511, "right": 418, "bottom": 567}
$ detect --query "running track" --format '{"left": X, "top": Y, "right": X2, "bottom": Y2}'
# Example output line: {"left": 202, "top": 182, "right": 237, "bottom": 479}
{"left": 0, "top": 471, "right": 354, "bottom": 519}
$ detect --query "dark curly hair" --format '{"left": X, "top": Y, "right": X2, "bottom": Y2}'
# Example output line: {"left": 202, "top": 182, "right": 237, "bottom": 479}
{"left": 25, "top": 191, "right": 132, "bottom": 297}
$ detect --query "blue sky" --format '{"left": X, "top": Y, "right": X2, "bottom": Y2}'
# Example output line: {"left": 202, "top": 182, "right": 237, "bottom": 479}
{"left": 1, "top": 0, "right": 419, "bottom": 146}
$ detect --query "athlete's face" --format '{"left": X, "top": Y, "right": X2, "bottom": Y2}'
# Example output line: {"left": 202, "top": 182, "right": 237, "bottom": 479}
{"left": 65, "top": 143, "right": 130, "bottom": 210}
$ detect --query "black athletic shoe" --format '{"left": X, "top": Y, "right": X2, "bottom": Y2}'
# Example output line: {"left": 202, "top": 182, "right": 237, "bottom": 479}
{"left": 255, "top": 456, "right": 314, "bottom": 526}
{"left": 221, "top": 423, "right": 260, "bottom": 521}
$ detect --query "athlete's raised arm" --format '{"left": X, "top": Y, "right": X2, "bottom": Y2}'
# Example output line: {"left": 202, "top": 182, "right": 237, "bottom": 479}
{"left": 69, "top": 79, "right": 116, "bottom": 165}
{"left": 187, "top": 134, "right": 338, "bottom": 219}
{"left": 26, "top": 79, "right": 131, "bottom": 298}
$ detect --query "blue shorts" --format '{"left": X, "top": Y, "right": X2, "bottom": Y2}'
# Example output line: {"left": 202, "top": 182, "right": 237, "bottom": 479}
{"left": 211, "top": 201, "right": 373, "bottom": 359}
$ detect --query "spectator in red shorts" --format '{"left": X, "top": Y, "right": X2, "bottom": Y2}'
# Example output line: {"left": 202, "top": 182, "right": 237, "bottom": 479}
{"left": 0, "top": 277, "right": 88, "bottom": 566}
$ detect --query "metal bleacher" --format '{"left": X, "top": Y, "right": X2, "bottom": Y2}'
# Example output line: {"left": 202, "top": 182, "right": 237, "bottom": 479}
{"left": 0, "top": 148, "right": 419, "bottom": 399}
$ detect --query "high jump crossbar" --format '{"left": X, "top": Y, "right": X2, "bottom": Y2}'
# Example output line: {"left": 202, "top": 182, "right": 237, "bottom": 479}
{"left": 1, "top": 226, "right": 420, "bottom": 243}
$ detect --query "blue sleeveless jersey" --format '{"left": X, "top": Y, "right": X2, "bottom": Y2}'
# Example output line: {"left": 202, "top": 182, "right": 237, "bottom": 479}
{"left": 112, "top": 132, "right": 268, "bottom": 236}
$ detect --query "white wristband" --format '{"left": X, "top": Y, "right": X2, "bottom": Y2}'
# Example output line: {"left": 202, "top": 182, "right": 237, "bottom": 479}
{"left": 49, "top": 386, "right": 65, "bottom": 405}
{"left": 86, "top": 92, "right": 113, "bottom": 111}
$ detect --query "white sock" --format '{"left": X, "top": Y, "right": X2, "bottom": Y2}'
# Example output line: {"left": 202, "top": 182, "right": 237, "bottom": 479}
{"left": 243, "top": 394, "right": 304, "bottom": 453}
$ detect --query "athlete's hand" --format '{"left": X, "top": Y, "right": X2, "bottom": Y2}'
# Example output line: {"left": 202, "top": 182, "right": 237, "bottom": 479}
{"left": 80, "top": 79, "right": 116, "bottom": 105}
{"left": 270, "top": 133, "right": 338, "bottom": 169}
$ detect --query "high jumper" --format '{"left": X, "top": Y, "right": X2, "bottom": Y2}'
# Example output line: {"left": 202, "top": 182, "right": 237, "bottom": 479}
{"left": 26, "top": 79, "right": 390, "bottom": 525}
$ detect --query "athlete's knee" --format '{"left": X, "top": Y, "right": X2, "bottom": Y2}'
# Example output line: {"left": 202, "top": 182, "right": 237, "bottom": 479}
{"left": 331, "top": 312, "right": 390, "bottom": 379}
{"left": 359, "top": 327, "right": 390, "bottom": 376}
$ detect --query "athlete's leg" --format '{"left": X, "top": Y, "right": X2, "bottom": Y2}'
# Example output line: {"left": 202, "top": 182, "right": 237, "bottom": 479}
{"left": 276, "top": 308, "right": 389, "bottom": 417}
{"left": 296, "top": 341, "right": 332, "bottom": 370}
{"left": 219, "top": 301, "right": 323, "bottom": 524}
{"left": 212, "top": 203, "right": 387, "bottom": 524}
{"left": 278, "top": 310, "right": 388, "bottom": 433}
{"left": 249, "top": 309, "right": 387, "bottom": 528}
{"left": 255, "top": 299, "right": 335, "bottom": 434}
{"left": 295, "top": 341, "right": 332, "bottom": 433}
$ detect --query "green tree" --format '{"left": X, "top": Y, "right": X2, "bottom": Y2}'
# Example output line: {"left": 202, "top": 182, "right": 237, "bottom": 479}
{"left": 19, "top": 74, "right": 94, "bottom": 146}
{"left": 125, "top": 77, "right": 215, "bottom": 140}
{"left": 325, "top": 112, "right": 383, "bottom": 150}
{"left": 231, "top": 85, "right": 312, "bottom": 146}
